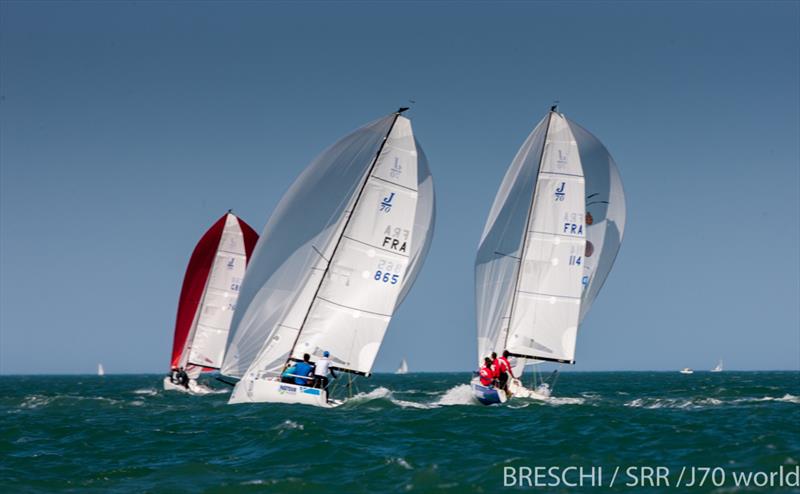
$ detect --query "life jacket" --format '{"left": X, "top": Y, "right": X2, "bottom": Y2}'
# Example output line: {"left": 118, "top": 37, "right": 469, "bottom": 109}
{"left": 479, "top": 366, "right": 494, "bottom": 386}
{"left": 497, "top": 356, "right": 512, "bottom": 375}
{"left": 492, "top": 359, "right": 501, "bottom": 378}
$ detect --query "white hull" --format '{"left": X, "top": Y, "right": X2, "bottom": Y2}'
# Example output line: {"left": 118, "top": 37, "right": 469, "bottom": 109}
{"left": 228, "top": 377, "right": 341, "bottom": 408}
{"left": 162, "top": 376, "right": 216, "bottom": 395}
{"left": 680, "top": 369, "right": 694, "bottom": 375}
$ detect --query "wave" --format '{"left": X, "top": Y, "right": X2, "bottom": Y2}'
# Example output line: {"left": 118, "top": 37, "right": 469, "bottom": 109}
{"left": 625, "top": 394, "right": 799, "bottom": 409}
{"left": 132, "top": 388, "right": 158, "bottom": 396}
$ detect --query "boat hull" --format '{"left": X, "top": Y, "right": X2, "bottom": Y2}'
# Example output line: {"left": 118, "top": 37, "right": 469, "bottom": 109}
{"left": 471, "top": 380, "right": 507, "bottom": 405}
{"left": 228, "top": 376, "right": 340, "bottom": 408}
{"left": 162, "top": 377, "right": 215, "bottom": 395}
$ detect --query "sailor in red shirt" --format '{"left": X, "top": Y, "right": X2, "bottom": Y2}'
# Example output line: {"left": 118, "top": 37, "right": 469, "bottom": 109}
{"left": 479, "top": 357, "right": 496, "bottom": 387}
{"left": 495, "top": 350, "right": 515, "bottom": 391}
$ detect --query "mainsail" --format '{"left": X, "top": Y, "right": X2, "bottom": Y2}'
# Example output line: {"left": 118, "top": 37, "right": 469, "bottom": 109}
{"left": 222, "top": 111, "right": 435, "bottom": 387}
{"left": 475, "top": 109, "right": 625, "bottom": 368}
{"left": 170, "top": 212, "right": 258, "bottom": 373}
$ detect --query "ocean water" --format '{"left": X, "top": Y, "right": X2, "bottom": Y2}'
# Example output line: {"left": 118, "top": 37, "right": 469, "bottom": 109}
{"left": 1, "top": 372, "right": 798, "bottom": 493}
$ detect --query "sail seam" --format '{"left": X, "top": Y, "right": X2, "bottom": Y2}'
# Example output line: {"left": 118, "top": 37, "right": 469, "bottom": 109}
{"left": 370, "top": 175, "right": 418, "bottom": 192}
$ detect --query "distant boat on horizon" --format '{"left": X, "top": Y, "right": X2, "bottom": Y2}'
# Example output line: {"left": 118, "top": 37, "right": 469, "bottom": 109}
{"left": 97, "top": 363, "right": 105, "bottom": 376}
{"left": 711, "top": 359, "right": 723, "bottom": 373}
{"left": 680, "top": 367, "right": 694, "bottom": 375}
{"left": 395, "top": 359, "right": 409, "bottom": 375}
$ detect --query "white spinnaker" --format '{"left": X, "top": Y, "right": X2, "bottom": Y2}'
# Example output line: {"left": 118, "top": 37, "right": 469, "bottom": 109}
{"left": 475, "top": 115, "right": 548, "bottom": 363}
{"left": 290, "top": 116, "right": 419, "bottom": 374}
{"left": 222, "top": 116, "right": 394, "bottom": 378}
{"left": 180, "top": 213, "right": 248, "bottom": 369}
{"left": 506, "top": 113, "right": 585, "bottom": 363}
{"left": 566, "top": 119, "right": 626, "bottom": 323}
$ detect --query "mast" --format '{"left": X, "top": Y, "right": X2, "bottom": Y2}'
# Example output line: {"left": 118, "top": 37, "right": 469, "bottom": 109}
{"left": 283, "top": 109, "right": 407, "bottom": 373}
{"left": 501, "top": 108, "right": 556, "bottom": 356}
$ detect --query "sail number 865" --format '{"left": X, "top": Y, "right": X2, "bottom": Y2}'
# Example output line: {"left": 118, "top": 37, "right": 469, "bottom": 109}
{"left": 374, "top": 270, "right": 400, "bottom": 284}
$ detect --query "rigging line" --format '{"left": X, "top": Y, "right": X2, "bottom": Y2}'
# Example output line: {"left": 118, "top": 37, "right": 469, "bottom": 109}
{"left": 284, "top": 112, "right": 403, "bottom": 371}
{"left": 502, "top": 110, "right": 555, "bottom": 350}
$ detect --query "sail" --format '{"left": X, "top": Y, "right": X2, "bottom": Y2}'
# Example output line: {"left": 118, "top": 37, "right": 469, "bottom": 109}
{"left": 222, "top": 113, "right": 434, "bottom": 379}
{"left": 475, "top": 111, "right": 588, "bottom": 365}
{"left": 171, "top": 212, "right": 259, "bottom": 370}
{"left": 475, "top": 114, "right": 548, "bottom": 363}
{"left": 566, "top": 118, "right": 626, "bottom": 323}
{"left": 396, "top": 359, "right": 408, "bottom": 374}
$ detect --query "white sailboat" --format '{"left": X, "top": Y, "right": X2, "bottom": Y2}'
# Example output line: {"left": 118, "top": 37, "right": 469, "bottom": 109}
{"left": 221, "top": 109, "right": 435, "bottom": 407}
{"left": 473, "top": 106, "right": 626, "bottom": 405}
{"left": 395, "top": 359, "right": 409, "bottom": 374}
{"left": 164, "top": 212, "right": 258, "bottom": 395}
{"left": 711, "top": 360, "right": 723, "bottom": 372}
{"left": 680, "top": 368, "right": 694, "bottom": 374}
{"left": 97, "top": 363, "right": 105, "bottom": 376}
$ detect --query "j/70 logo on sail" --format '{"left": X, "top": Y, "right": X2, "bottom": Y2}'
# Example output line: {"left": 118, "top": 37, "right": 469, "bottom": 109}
{"left": 380, "top": 192, "right": 395, "bottom": 212}
{"left": 555, "top": 182, "right": 566, "bottom": 201}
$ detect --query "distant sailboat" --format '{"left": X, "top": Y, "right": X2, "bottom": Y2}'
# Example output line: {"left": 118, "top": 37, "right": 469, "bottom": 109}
{"left": 396, "top": 359, "right": 409, "bottom": 374}
{"left": 97, "top": 363, "right": 105, "bottom": 376}
{"left": 164, "top": 211, "right": 258, "bottom": 395}
{"left": 222, "top": 110, "right": 435, "bottom": 407}
{"left": 711, "top": 360, "right": 723, "bottom": 372}
{"left": 680, "top": 368, "right": 694, "bottom": 374}
{"left": 472, "top": 107, "right": 626, "bottom": 405}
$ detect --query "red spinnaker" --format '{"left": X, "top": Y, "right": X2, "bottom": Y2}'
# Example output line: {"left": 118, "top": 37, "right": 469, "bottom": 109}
{"left": 170, "top": 213, "right": 259, "bottom": 369}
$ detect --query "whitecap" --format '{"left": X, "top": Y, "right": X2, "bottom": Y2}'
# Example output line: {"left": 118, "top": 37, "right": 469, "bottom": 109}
{"left": 133, "top": 388, "right": 158, "bottom": 396}
{"left": 386, "top": 457, "right": 413, "bottom": 470}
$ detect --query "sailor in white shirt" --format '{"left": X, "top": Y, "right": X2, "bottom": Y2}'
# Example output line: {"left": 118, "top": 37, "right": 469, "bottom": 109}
{"left": 313, "top": 350, "right": 337, "bottom": 391}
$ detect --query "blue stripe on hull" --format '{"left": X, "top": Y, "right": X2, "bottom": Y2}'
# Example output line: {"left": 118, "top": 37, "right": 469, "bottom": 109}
{"left": 472, "top": 383, "right": 504, "bottom": 405}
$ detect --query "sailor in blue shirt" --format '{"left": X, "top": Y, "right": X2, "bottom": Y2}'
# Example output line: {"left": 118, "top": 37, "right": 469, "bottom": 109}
{"left": 292, "top": 353, "right": 314, "bottom": 386}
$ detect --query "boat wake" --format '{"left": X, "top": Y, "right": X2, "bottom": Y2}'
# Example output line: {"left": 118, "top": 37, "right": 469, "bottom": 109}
{"left": 343, "top": 384, "right": 585, "bottom": 409}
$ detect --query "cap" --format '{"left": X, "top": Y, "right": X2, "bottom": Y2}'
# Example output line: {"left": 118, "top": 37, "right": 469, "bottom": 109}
{"left": 323, "top": 351, "right": 330, "bottom": 357}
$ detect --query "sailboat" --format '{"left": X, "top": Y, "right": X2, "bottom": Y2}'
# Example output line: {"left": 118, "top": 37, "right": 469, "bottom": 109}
{"left": 97, "top": 363, "right": 105, "bottom": 376}
{"left": 221, "top": 109, "right": 435, "bottom": 407}
{"left": 711, "top": 360, "right": 723, "bottom": 372}
{"left": 164, "top": 211, "right": 259, "bottom": 394}
{"left": 472, "top": 106, "right": 626, "bottom": 405}
{"left": 396, "top": 358, "right": 409, "bottom": 374}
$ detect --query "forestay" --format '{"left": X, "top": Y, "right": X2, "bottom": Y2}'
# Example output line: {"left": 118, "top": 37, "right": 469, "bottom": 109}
{"left": 222, "top": 113, "right": 434, "bottom": 380}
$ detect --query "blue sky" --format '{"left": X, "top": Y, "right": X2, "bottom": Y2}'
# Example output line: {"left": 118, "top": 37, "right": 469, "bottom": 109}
{"left": 1, "top": 1, "right": 798, "bottom": 374}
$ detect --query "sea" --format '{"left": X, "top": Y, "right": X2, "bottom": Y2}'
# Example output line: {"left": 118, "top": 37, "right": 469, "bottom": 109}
{"left": 1, "top": 372, "right": 798, "bottom": 493}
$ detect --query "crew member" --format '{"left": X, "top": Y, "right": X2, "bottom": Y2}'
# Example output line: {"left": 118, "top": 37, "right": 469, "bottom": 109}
{"left": 496, "top": 350, "right": 515, "bottom": 391}
{"left": 479, "top": 357, "right": 495, "bottom": 387}
{"left": 292, "top": 354, "right": 314, "bottom": 386}
{"left": 313, "top": 350, "right": 337, "bottom": 390}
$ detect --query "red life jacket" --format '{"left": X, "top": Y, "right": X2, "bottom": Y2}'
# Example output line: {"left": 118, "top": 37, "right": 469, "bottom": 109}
{"left": 492, "top": 359, "right": 500, "bottom": 377}
{"left": 497, "top": 356, "right": 512, "bottom": 375}
{"left": 479, "top": 367, "right": 494, "bottom": 386}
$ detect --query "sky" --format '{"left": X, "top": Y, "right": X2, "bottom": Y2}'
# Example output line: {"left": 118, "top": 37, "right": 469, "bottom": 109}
{"left": 1, "top": 1, "right": 798, "bottom": 374}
